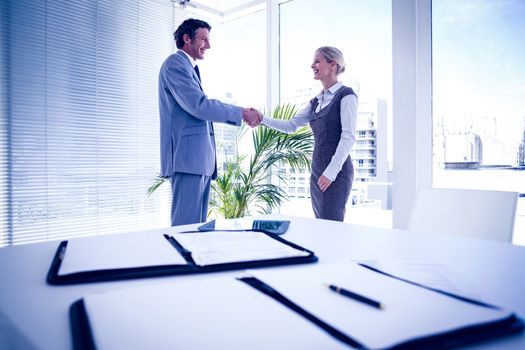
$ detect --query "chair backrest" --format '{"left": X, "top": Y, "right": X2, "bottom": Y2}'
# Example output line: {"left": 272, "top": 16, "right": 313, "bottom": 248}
{"left": 408, "top": 188, "right": 518, "bottom": 242}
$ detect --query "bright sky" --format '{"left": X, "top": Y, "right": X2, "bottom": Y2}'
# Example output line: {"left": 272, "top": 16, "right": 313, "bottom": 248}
{"left": 279, "top": 0, "right": 392, "bottom": 103}
{"left": 433, "top": 0, "right": 525, "bottom": 145}
{"left": 200, "top": 10, "right": 266, "bottom": 109}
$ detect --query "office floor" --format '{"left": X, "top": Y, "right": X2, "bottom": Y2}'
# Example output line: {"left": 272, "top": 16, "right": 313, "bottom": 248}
{"left": 279, "top": 198, "right": 525, "bottom": 246}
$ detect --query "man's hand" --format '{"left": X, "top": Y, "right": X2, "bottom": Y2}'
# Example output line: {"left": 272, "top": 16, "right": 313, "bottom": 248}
{"left": 242, "top": 108, "right": 262, "bottom": 128}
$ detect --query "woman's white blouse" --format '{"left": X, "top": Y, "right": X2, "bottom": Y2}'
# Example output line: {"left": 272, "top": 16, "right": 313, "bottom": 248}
{"left": 261, "top": 82, "right": 358, "bottom": 181}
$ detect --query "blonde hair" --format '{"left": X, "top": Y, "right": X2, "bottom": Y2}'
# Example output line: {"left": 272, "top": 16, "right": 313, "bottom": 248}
{"left": 316, "top": 46, "right": 346, "bottom": 75}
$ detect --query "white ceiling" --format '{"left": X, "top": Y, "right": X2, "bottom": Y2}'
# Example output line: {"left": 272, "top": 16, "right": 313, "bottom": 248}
{"left": 193, "top": 0, "right": 261, "bottom": 12}
{"left": 174, "top": 0, "right": 264, "bottom": 22}
{"left": 179, "top": 0, "right": 290, "bottom": 22}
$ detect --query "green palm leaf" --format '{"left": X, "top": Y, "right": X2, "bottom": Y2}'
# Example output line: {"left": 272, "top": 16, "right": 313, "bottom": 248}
{"left": 209, "top": 103, "right": 314, "bottom": 218}
{"left": 147, "top": 175, "right": 169, "bottom": 197}
{"left": 147, "top": 104, "right": 314, "bottom": 220}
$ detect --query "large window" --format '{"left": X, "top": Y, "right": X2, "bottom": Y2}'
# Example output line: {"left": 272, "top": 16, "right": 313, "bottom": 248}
{"left": 432, "top": 0, "right": 525, "bottom": 242}
{"left": 198, "top": 9, "right": 267, "bottom": 173}
{"left": 0, "top": 0, "right": 176, "bottom": 247}
{"left": 201, "top": 12, "right": 266, "bottom": 110}
{"left": 279, "top": 0, "right": 392, "bottom": 224}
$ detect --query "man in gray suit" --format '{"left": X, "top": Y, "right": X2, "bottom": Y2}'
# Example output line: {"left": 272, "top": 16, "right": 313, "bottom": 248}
{"left": 159, "top": 18, "right": 261, "bottom": 226}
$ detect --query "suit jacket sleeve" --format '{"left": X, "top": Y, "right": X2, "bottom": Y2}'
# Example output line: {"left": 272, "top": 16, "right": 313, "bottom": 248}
{"left": 160, "top": 53, "right": 242, "bottom": 125}
{"left": 158, "top": 52, "right": 243, "bottom": 178}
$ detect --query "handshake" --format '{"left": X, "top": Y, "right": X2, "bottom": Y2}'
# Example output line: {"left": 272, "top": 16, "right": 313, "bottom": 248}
{"left": 242, "top": 108, "right": 263, "bottom": 128}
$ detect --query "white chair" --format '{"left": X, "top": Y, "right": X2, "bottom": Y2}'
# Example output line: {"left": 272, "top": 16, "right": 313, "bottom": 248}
{"left": 408, "top": 188, "right": 519, "bottom": 242}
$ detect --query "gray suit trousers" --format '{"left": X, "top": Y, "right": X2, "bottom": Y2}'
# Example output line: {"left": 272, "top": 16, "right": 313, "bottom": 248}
{"left": 170, "top": 173, "right": 211, "bottom": 226}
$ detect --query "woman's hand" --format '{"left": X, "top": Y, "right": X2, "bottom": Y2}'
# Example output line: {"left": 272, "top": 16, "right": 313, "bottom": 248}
{"left": 317, "top": 175, "right": 332, "bottom": 192}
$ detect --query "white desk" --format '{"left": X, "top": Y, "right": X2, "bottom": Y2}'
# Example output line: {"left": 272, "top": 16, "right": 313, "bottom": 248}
{"left": 1, "top": 215, "right": 524, "bottom": 349}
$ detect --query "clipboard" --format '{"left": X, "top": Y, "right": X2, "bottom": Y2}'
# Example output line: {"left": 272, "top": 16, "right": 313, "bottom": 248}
{"left": 47, "top": 230, "right": 317, "bottom": 285}
{"left": 69, "top": 276, "right": 351, "bottom": 350}
{"left": 244, "top": 262, "right": 525, "bottom": 349}
{"left": 197, "top": 219, "right": 290, "bottom": 235}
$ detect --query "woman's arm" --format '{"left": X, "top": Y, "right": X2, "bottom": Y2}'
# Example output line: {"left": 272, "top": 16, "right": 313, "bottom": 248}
{"left": 261, "top": 104, "right": 312, "bottom": 134}
{"left": 322, "top": 94, "right": 359, "bottom": 181}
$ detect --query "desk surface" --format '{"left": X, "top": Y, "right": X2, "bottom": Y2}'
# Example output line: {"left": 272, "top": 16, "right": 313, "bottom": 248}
{"left": 1, "top": 215, "right": 524, "bottom": 350}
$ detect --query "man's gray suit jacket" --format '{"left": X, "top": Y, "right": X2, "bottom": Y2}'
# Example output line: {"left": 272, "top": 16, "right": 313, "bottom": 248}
{"left": 158, "top": 50, "right": 242, "bottom": 178}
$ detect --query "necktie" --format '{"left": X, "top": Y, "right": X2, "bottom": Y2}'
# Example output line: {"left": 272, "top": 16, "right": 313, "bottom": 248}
{"left": 194, "top": 65, "right": 201, "bottom": 82}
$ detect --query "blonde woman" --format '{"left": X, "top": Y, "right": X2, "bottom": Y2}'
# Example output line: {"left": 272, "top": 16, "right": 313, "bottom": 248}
{"left": 262, "top": 46, "right": 358, "bottom": 221}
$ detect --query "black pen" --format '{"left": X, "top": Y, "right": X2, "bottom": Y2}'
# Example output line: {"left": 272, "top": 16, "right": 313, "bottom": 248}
{"left": 325, "top": 283, "right": 384, "bottom": 309}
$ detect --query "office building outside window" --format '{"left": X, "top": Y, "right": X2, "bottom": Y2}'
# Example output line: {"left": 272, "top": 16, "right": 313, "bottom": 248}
{"left": 432, "top": 0, "right": 525, "bottom": 242}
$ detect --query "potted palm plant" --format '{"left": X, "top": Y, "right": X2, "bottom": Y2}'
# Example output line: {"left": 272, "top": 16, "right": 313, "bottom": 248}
{"left": 147, "top": 104, "right": 314, "bottom": 219}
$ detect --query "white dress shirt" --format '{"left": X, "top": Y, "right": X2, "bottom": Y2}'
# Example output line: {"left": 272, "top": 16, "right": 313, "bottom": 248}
{"left": 179, "top": 49, "right": 197, "bottom": 68}
{"left": 262, "top": 82, "right": 358, "bottom": 181}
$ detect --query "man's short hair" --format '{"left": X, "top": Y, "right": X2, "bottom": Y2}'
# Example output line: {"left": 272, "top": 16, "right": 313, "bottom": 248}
{"left": 173, "top": 18, "right": 211, "bottom": 49}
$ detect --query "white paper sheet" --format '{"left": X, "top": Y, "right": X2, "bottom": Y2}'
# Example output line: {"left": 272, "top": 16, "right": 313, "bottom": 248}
{"left": 213, "top": 218, "right": 255, "bottom": 230}
{"left": 59, "top": 232, "right": 187, "bottom": 275}
{"left": 355, "top": 259, "right": 480, "bottom": 299}
{"left": 173, "top": 230, "right": 309, "bottom": 266}
{"left": 82, "top": 277, "right": 350, "bottom": 350}
{"left": 250, "top": 262, "right": 513, "bottom": 349}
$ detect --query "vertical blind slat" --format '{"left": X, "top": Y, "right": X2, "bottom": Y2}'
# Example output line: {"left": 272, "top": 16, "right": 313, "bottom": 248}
{"left": 1, "top": 0, "right": 178, "bottom": 247}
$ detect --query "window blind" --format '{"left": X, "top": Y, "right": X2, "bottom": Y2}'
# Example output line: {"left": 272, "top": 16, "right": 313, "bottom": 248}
{"left": 0, "top": 0, "right": 186, "bottom": 247}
